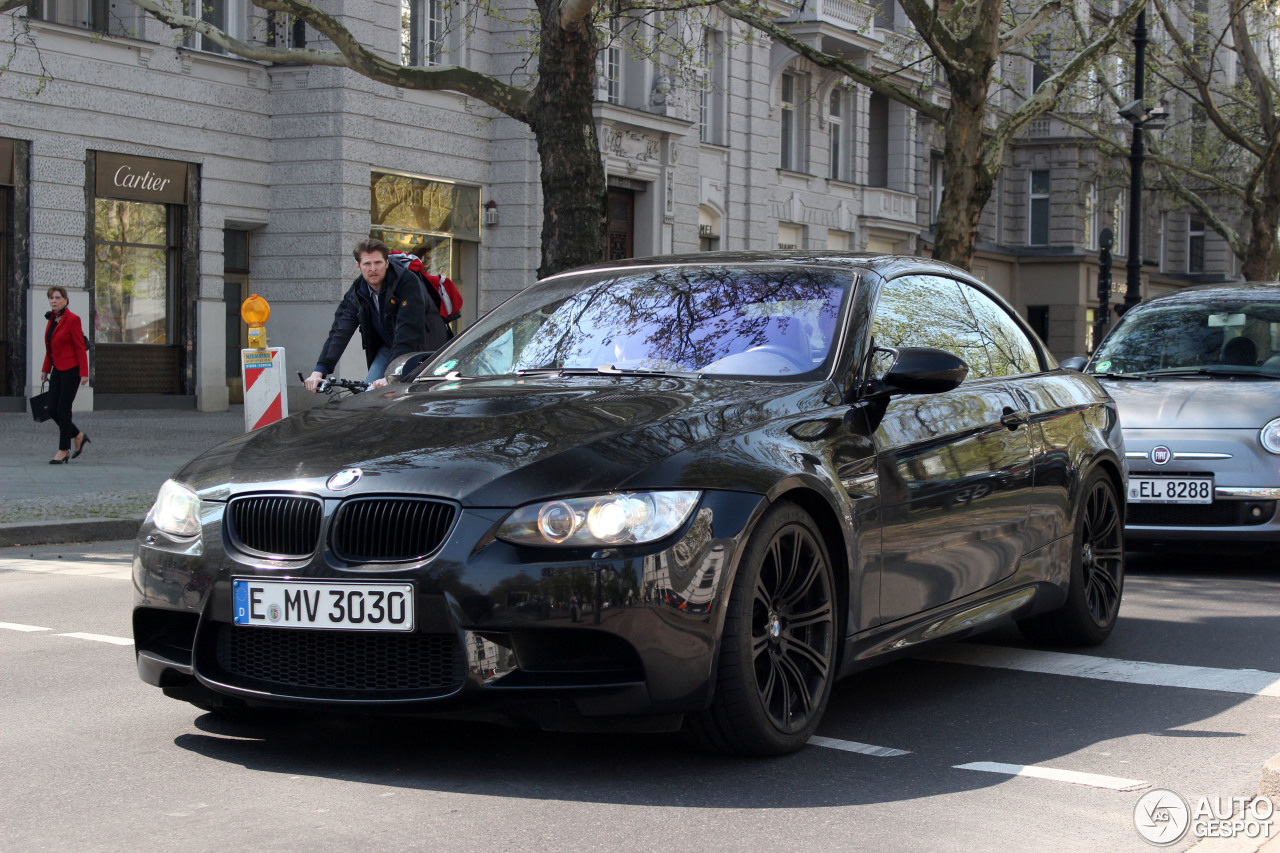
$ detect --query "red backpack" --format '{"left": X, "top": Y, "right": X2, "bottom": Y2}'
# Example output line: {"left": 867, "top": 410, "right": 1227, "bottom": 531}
{"left": 388, "top": 253, "right": 463, "bottom": 324}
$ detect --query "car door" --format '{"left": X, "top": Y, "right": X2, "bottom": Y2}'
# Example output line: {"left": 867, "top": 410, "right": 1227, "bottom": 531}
{"left": 869, "top": 275, "right": 1034, "bottom": 623}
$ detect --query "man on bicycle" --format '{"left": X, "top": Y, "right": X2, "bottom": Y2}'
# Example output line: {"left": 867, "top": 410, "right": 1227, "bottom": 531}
{"left": 304, "top": 238, "right": 429, "bottom": 392}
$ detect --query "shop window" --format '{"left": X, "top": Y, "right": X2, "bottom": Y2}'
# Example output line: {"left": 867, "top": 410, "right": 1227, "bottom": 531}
{"left": 778, "top": 223, "right": 802, "bottom": 251}
{"left": 1028, "top": 170, "right": 1050, "bottom": 246}
{"left": 94, "top": 199, "right": 176, "bottom": 345}
{"left": 698, "top": 206, "right": 720, "bottom": 252}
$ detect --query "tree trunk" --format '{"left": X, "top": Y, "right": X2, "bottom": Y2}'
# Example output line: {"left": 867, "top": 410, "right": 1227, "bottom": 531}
{"left": 932, "top": 93, "right": 994, "bottom": 271}
{"left": 1241, "top": 159, "right": 1280, "bottom": 281}
{"left": 529, "top": 0, "right": 606, "bottom": 279}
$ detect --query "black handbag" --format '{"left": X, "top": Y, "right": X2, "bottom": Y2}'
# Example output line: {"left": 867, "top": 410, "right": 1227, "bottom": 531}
{"left": 30, "top": 383, "right": 53, "bottom": 423}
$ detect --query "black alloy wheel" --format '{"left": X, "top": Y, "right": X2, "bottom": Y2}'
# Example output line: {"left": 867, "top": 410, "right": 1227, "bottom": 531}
{"left": 684, "top": 502, "right": 837, "bottom": 755}
{"left": 1019, "top": 470, "right": 1124, "bottom": 646}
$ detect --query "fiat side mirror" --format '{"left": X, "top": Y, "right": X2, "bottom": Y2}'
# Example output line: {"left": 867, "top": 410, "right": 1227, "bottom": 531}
{"left": 1060, "top": 356, "right": 1088, "bottom": 372}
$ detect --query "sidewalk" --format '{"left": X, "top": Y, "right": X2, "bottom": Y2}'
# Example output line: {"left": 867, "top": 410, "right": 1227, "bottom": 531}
{"left": 0, "top": 406, "right": 246, "bottom": 546}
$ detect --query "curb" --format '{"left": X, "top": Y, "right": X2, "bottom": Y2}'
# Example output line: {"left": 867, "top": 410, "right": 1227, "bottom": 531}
{"left": 0, "top": 517, "right": 142, "bottom": 548}
{"left": 1263, "top": 752, "right": 1280, "bottom": 801}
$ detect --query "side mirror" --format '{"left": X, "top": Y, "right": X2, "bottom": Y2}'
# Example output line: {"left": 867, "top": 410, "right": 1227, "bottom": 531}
{"left": 385, "top": 351, "right": 435, "bottom": 383}
{"left": 863, "top": 346, "right": 969, "bottom": 399}
{"left": 1059, "top": 356, "right": 1088, "bottom": 372}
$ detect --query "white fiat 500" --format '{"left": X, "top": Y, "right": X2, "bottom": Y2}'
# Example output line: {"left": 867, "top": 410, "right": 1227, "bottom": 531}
{"left": 1078, "top": 282, "right": 1280, "bottom": 550}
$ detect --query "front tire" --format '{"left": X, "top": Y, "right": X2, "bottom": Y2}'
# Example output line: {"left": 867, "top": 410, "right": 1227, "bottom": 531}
{"left": 1019, "top": 469, "right": 1124, "bottom": 646}
{"left": 684, "top": 502, "right": 837, "bottom": 755}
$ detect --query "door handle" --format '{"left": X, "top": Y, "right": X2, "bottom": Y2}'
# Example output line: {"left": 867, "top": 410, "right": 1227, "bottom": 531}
{"left": 1001, "top": 407, "right": 1030, "bottom": 430}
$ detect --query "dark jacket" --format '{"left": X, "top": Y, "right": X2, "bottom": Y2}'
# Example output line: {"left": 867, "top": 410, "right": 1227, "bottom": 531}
{"left": 314, "top": 261, "right": 430, "bottom": 375}
{"left": 43, "top": 309, "right": 89, "bottom": 374}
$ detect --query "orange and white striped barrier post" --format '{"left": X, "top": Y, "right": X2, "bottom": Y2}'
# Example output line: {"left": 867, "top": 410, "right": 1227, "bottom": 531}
{"left": 240, "top": 295, "right": 288, "bottom": 431}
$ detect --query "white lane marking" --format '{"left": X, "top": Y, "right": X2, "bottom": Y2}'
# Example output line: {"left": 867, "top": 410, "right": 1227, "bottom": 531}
{"left": 55, "top": 632, "right": 133, "bottom": 646}
{"left": 2, "top": 556, "right": 133, "bottom": 580}
{"left": 808, "top": 736, "right": 911, "bottom": 757}
{"left": 955, "top": 761, "right": 1149, "bottom": 791}
{"left": 917, "top": 644, "right": 1280, "bottom": 697}
{"left": 0, "top": 622, "right": 51, "bottom": 632}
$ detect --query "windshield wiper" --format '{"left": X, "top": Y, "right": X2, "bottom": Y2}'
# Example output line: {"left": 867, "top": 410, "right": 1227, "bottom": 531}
{"left": 595, "top": 364, "right": 702, "bottom": 378}
{"left": 1147, "top": 367, "right": 1274, "bottom": 379}
{"left": 1091, "top": 371, "right": 1153, "bottom": 380}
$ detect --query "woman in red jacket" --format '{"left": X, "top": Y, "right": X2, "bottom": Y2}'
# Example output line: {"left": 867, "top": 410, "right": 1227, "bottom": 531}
{"left": 41, "top": 286, "right": 90, "bottom": 464}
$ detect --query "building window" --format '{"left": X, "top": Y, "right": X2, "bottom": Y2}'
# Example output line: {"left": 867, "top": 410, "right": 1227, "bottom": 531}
{"left": 867, "top": 92, "right": 889, "bottom": 187}
{"left": 1083, "top": 183, "right": 1098, "bottom": 250}
{"left": 698, "top": 29, "right": 726, "bottom": 145}
{"left": 1028, "top": 170, "right": 1051, "bottom": 246}
{"left": 603, "top": 18, "right": 623, "bottom": 105}
{"left": 1032, "top": 39, "right": 1051, "bottom": 93}
{"left": 265, "top": 10, "right": 306, "bottom": 48}
{"left": 778, "top": 223, "right": 802, "bottom": 250}
{"left": 828, "top": 88, "right": 846, "bottom": 181}
{"left": 1188, "top": 216, "right": 1205, "bottom": 273}
{"left": 402, "top": 0, "right": 447, "bottom": 67}
{"left": 826, "top": 229, "right": 849, "bottom": 251}
{"left": 780, "top": 73, "right": 807, "bottom": 172}
{"left": 32, "top": 0, "right": 141, "bottom": 35}
{"left": 1158, "top": 211, "right": 1167, "bottom": 272}
{"left": 185, "top": 0, "right": 246, "bottom": 54}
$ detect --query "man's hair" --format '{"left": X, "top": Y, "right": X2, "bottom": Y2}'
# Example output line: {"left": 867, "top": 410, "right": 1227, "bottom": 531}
{"left": 353, "top": 238, "right": 391, "bottom": 263}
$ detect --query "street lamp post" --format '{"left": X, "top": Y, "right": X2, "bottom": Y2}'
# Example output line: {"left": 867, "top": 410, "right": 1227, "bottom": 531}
{"left": 1115, "top": 10, "right": 1167, "bottom": 317}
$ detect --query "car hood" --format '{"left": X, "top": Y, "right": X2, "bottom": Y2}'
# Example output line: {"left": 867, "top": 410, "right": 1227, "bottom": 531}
{"left": 1099, "top": 377, "right": 1278, "bottom": 430}
{"left": 174, "top": 376, "right": 822, "bottom": 505}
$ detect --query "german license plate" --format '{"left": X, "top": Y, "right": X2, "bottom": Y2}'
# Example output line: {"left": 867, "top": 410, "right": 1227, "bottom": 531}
{"left": 1128, "top": 476, "right": 1214, "bottom": 504}
{"left": 232, "top": 579, "right": 414, "bottom": 630}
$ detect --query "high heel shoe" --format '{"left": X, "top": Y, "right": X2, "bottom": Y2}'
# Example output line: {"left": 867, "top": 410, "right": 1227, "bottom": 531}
{"left": 50, "top": 455, "right": 69, "bottom": 465}
{"left": 72, "top": 433, "right": 91, "bottom": 459}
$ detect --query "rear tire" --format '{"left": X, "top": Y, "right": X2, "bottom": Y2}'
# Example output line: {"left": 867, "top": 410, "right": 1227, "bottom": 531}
{"left": 684, "top": 502, "right": 837, "bottom": 755}
{"left": 1019, "top": 470, "right": 1124, "bottom": 646}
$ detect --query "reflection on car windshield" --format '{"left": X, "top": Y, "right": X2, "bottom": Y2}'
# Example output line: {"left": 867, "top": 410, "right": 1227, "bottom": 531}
{"left": 443, "top": 266, "right": 850, "bottom": 378}
{"left": 1092, "top": 301, "right": 1280, "bottom": 377}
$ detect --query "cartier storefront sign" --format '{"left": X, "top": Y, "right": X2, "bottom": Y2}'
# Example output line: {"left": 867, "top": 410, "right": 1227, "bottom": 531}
{"left": 95, "top": 152, "right": 188, "bottom": 204}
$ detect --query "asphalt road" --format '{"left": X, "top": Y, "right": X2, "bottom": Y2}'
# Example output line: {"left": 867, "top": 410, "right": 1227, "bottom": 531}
{"left": 2, "top": 542, "right": 1277, "bottom": 853}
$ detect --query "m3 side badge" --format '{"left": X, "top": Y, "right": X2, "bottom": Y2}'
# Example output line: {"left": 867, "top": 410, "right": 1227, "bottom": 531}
{"left": 327, "top": 468, "right": 362, "bottom": 490}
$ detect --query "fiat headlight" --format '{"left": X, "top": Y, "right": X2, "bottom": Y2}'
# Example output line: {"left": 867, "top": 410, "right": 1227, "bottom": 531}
{"left": 1262, "top": 417, "right": 1280, "bottom": 455}
{"left": 147, "top": 479, "right": 202, "bottom": 537}
{"left": 497, "top": 491, "right": 701, "bottom": 547}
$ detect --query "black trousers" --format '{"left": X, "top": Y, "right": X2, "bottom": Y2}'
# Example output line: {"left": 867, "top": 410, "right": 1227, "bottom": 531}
{"left": 48, "top": 365, "right": 81, "bottom": 452}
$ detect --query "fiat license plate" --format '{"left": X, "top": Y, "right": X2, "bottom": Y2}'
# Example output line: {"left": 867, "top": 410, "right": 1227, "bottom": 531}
{"left": 1128, "top": 476, "right": 1214, "bottom": 504}
{"left": 232, "top": 579, "right": 415, "bottom": 630}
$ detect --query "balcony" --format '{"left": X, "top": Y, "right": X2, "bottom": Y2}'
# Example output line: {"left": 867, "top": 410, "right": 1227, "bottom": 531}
{"left": 862, "top": 188, "right": 918, "bottom": 227}
{"left": 778, "top": 0, "right": 881, "bottom": 55}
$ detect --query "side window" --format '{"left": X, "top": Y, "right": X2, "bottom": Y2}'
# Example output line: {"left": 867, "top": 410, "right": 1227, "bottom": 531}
{"left": 871, "top": 276, "right": 992, "bottom": 378}
{"left": 959, "top": 284, "right": 1042, "bottom": 376}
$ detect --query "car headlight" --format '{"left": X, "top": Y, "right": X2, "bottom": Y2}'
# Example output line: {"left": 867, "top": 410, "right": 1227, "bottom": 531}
{"left": 147, "top": 479, "right": 202, "bottom": 537}
{"left": 496, "top": 491, "right": 701, "bottom": 547}
{"left": 1262, "top": 417, "right": 1280, "bottom": 455}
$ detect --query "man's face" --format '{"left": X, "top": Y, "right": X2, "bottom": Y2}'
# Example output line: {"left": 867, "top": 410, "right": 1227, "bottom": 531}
{"left": 358, "top": 252, "right": 388, "bottom": 289}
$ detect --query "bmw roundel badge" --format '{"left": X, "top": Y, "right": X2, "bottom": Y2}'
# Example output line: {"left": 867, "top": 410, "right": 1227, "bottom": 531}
{"left": 327, "top": 467, "right": 363, "bottom": 490}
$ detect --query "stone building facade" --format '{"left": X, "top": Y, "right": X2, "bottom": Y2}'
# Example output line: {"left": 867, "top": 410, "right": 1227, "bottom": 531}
{"left": 0, "top": 0, "right": 1243, "bottom": 413}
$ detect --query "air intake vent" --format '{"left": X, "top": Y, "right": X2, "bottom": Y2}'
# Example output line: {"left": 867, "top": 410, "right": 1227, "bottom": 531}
{"left": 331, "top": 497, "right": 457, "bottom": 563}
{"left": 227, "top": 495, "right": 322, "bottom": 558}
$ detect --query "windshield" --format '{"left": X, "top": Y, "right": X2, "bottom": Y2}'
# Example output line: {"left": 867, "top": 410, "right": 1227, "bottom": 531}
{"left": 1091, "top": 300, "right": 1280, "bottom": 377}
{"left": 426, "top": 265, "right": 851, "bottom": 379}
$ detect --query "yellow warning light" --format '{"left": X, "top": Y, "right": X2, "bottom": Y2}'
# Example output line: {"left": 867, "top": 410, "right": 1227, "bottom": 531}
{"left": 242, "top": 295, "right": 270, "bottom": 350}
{"left": 241, "top": 294, "right": 270, "bottom": 327}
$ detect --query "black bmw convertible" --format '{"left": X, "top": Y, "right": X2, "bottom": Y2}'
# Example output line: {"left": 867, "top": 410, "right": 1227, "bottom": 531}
{"left": 133, "top": 252, "right": 1126, "bottom": 755}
